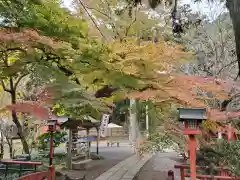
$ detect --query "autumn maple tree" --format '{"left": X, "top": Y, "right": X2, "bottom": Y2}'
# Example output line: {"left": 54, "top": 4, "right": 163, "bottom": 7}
{"left": 1, "top": 0, "right": 240, "bottom": 157}
{"left": 0, "top": 29, "right": 76, "bottom": 154}
{"left": 0, "top": 0, "right": 111, "bottom": 153}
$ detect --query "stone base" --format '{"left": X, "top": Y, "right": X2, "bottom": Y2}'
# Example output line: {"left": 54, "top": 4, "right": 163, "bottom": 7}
{"left": 72, "top": 159, "right": 92, "bottom": 170}
{"left": 71, "top": 154, "right": 86, "bottom": 161}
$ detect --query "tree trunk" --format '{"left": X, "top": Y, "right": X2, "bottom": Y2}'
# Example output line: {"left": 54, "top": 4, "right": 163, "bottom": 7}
{"left": 226, "top": 0, "right": 240, "bottom": 78}
{"left": 6, "top": 138, "right": 13, "bottom": 159}
{"left": 0, "top": 132, "right": 3, "bottom": 155}
{"left": 129, "top": 99, "right": 141, "bottom": 145}
{"left": 10, "top": 79, "right": 30, "bottom": 155}
{"left": 11, "top": 111, "right": 30, "bottom": 155}
{"left": 0, "top": 132, "right": 3, "bottom": 159}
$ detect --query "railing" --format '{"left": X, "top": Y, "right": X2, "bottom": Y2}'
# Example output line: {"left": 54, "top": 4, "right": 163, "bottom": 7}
{"left": 0, "top": 160, "right": 43, "bottom": 178}
{"left": 17, "top": 172, "right": 50, "bottom": 180}
{"left": 0, "top": 160, "right": 54, "bottom": 180}
{"left": 17, "top": 166, "right": 55, "bottom": 180}
{"left": 174, "top": 164, "right": 237, "bottom": 180}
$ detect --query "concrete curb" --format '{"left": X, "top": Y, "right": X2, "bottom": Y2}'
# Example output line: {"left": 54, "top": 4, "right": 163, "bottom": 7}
{"left": 94, "top": 154, "right": 152, "bottom": 180}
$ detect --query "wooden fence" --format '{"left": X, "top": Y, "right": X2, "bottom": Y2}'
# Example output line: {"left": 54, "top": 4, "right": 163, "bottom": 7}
{"left": 0, "top": 160, "right": 54, "bottom": 180}
{"left": 17, "top": 166, "right": 55, "bottom": 180}
{"left": 174, "top": 164, "right": 237, "bottom": 180}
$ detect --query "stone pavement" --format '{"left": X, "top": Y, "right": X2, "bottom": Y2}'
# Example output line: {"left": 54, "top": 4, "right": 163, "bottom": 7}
{"left": 57, "top": 143, "right": 134, "bottom": 180}
{"left": 134, "top": 152, "right": 184, "bottom": 180}
{"left": 94, "top": 154, "right": 152, "bottom": 180}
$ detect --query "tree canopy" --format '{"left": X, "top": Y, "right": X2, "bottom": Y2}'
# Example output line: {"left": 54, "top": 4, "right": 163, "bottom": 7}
{"left": 0, "top": 0, "right": 240, "bottom": 157}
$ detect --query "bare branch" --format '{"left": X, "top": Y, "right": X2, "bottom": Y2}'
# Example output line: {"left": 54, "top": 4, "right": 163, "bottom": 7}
{"left": 0, "top": 47, "right": 27, "bottom": 54}
{"left": 125, "top": 8, "right": 137, "bottom": 37}
{"left": 217, "top": 60, "right": 238, "bottom": 75}
{"left": 1, "top": 80, "right": 11, "bottom": 93}
{"left": 77, "top": 0, "right": 106, "bottom": 40}
{"left": 84, "top": 6, "right": 110, "bottom": 19}
{"left": 13, "top": 73, "right": 28, "bottom": 90}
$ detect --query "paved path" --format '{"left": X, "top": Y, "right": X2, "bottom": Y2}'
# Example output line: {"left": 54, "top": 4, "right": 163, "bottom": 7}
{"left": 58, "top": 142, "right": 134, "bottom": 180}
{"left": 134, "top": 152, "right": 184, "bottom": 180}
{"left": 95, "top": 154, "right": 152, "bottom": 180}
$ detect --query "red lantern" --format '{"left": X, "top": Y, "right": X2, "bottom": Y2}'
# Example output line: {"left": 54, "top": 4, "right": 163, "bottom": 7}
{"left": 47, "top": 120, "right": 57, "bottom": 132}
{"left": 47, "top": 119, "right": 57, "bottom": 166}
{"left": 178, "top": 108, "right": 207, "bottom": 135}
{"left": 178, "top": 108, "right": 207, "bottom": 180}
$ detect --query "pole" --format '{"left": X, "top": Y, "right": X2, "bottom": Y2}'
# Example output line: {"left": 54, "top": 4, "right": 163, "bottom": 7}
{"left": 227, "top": 123, "right": 232, "bottom": 143}
{"left": 167, "top": 170, "right": 174, "bottom": 180}
{"left": 67, "top": 129, "right": 72, "bottom": 169}
{"left": 188, "top": 135, "right": 197, "bottom": 180}
{"left": 96, "top": 127, "right": 99, "bottom": 155}
{"left": 146, "top": 104, "right": 149, "bottom": 138}
{"left": 49, "top": 131, "right": 54, "bottom": 166}
{"left": 87, "top": 129, "right": 90, "bottom": 159}
{"left": 49, "top": 166, "right": 55, "bottom": 180}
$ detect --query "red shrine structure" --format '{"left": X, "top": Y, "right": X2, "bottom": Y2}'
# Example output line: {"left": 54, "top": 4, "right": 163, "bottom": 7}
{"left": 171, "top": 108, "right": 239, "bottom": 180}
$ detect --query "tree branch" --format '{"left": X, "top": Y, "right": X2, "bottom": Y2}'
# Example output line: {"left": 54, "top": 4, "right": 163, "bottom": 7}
{"left": 217, "top": 60, "right": 238, "bottom": 75}
{"left": 84, "top": 6, "right": 110, "bottom": 19}
{"left": 0, "top": 47, "right": 27, "bottom": 54}
{"left": 77, "top": 0, "right": 106, "bottom": 40}
{"left": 101, "top": 0, "right": 120, "bottom": 38}
{"left": 13, "top": 73, "right": 28, "bottom": 91}
{"left": 125, "top": 8, "right": 137, "bottom": 37}
{"left": 1, "top": 80, "right": 11, "bottom": 93}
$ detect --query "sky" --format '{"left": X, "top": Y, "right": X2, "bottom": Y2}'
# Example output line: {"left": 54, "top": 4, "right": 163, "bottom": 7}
{"left": 63, "top": 0, "right": 226, "bottom": 20}
{"left": 181, "top": 0, "right": 226, "bottom": 20}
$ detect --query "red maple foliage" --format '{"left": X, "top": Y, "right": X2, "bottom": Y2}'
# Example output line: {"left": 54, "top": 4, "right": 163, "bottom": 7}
{"left": 0, "top": 29, "right": 67, "bottom": 120}
{"left": 1, "top": 87, "right": 55, "bottom": 120}
{"left": 208, "top": 109, "right": 240, "bottom": 121}
{"left": 5, "top": 102, "right": 50, "bottom": 120}
{"left": 2, "top": 74, "right": 240, "bottom": 123}
{"left": 0, "top": 29, "right": 68, "bottom": 51}
{"left": 1, "top": 30, "right": 239, "bottom": 122}
{"left": 129, "top": 75, "right": 240, "bottom": 122}
{"left": 3, "top": 75, "right": 240, "bottom": 121}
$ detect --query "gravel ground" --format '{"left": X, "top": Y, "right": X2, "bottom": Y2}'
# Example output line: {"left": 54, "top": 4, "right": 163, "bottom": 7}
{"left": 135, "top": 152, "right": 184, "bottom": 180}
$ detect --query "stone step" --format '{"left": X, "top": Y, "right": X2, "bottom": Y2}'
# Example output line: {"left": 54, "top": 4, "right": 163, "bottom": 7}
{"left": 94, "top": 154, "right": 152, "bottom": 180}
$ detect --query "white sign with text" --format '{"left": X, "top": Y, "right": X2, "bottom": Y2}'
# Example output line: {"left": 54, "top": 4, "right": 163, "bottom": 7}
{"left": 100, "top": 114, "right": 110, "bottom": 137}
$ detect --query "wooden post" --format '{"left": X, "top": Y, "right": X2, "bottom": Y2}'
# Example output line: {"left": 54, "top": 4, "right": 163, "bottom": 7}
{"left": 188, "top": 135, "right": 197, "bottom": 180}
{"left": 167, "top": 170, "right": 174, "bottom": 180}
{"left": 49, "top": 131, "right": 54, "bottom": 166}
{"left": 66, "top": 129, "right": 72, "bottom": 169}
{"left": 86, "top": 128, "right": 90, "bottom": 159}
{"left": 49, "top": 166, "right": 55, "bottom": 180}
{"left": 227, "top": 124, "right": 232, "bottom": 143}
{"left": 96, "top": 127, "right": 99, "bottom": 155}
{"left": 180, "top": 167, "right": 185, "bottom": 180}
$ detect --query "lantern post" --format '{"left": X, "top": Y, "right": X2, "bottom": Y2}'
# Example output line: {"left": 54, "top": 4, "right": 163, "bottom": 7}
{"left": 47, "top": 119, "right": 57, "bottom": 166}
{"left": 177, "top": 108, "right": 207, "bottom": 180}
